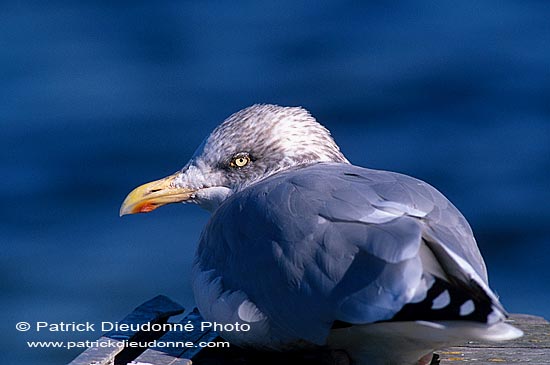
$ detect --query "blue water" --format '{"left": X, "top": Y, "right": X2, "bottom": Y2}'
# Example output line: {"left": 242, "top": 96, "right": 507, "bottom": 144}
{"left": 2, "top": 2, "right": 549, "bottom": 364}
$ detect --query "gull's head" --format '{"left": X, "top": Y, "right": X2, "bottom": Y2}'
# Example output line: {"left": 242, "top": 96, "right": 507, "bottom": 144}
{"left": 120, "top": 104, "right": 348, "bottom": 214}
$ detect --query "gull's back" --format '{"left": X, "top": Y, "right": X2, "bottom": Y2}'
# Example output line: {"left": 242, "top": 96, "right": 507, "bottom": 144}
{"left": 192, "top": 162, "right": 522, "bottom": 364}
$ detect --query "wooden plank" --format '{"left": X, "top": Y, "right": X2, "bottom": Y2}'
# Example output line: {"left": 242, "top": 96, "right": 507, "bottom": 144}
{"left": 132, "top": 309, "right": 218, "bottom": 365}
{"left": 438, "top": 314, "right": 550, "bottom": 364}
{"left": 438, "top": 347, "right": 550, "bottom": 364}
{"left": 68, "top": 295, "right": 184, "bottom": 365}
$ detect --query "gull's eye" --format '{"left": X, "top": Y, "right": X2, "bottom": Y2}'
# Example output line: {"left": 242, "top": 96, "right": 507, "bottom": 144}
{"left": 230, "top": 153, "right": 251, "bottom": 168}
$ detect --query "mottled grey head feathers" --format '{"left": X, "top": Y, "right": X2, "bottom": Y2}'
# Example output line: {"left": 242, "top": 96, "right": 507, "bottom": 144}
{"left": 176, "top": 104, "right": 349, "bottom": 194}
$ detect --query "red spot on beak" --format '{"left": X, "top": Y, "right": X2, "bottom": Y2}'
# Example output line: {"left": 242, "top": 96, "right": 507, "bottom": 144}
{"left": 137, "top": 203, "right": 158, "bottom": 213}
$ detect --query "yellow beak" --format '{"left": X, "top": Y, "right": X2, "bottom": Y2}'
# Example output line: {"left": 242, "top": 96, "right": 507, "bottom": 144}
{"left": 119, "top": 173, "right": 196, "bottom": 216}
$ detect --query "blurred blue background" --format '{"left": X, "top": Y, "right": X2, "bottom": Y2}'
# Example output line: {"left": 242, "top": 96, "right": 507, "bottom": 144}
{"left": 2, "top": 1, "right": 549, "bottom": 364}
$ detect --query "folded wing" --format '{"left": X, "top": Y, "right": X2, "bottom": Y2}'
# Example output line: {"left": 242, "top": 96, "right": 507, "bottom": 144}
{"left": 193, "top": 162, "right": 512, "bottom": 347}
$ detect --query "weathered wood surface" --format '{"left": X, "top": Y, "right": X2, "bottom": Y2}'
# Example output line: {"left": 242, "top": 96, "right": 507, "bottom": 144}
{"left": 132, "top": 309, "right": 218, "bottom": 365}
{"left": 68, "top": 295, "right": 184, "bottom": 365}
{"left": 438, "top": 314, "right": 550, "bottom": 364}
{"left": 69, "top": 296, "right": 549, "bottom": 365}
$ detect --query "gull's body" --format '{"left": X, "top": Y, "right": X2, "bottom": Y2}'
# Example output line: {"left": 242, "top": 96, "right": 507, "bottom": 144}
{"left": 121, "top": 104, "right": 522, "bottom": 365}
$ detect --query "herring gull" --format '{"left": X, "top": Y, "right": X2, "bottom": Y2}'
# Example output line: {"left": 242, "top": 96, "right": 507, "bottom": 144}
{"left": 120, "top": 104, "right": 522, "bottom": 365}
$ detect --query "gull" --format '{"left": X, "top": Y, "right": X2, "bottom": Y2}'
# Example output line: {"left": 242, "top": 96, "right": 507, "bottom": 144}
{"left": 120, "top": 104, "right": 522, "bottom": 365}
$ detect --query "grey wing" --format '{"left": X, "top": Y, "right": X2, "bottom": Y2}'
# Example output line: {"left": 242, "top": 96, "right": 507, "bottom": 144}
{"left": 193, "top": 162, "right": 503, "bottom": 347}
{"left": 319, "top": 165, "right": 488, "bottom": 282}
